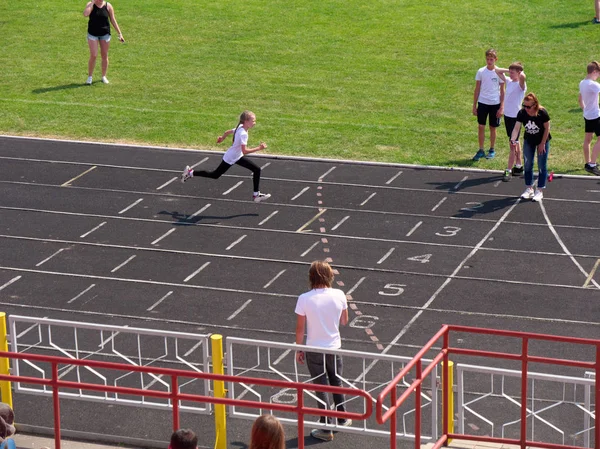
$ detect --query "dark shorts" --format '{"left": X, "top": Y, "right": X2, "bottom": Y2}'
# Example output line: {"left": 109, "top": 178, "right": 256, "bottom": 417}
{"left": 477, "top": 103, "right": 501, "bottom": 127}
{"left": 584, "top": 117, "right": 600, "bottom": 136}
{"left": 504, "top": 116, "right": 520, "bottom": 140}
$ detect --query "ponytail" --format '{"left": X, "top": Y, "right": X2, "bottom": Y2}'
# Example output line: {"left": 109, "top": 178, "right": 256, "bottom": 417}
{"left": 232, "top": 110, "right": 255, "bottom": 144}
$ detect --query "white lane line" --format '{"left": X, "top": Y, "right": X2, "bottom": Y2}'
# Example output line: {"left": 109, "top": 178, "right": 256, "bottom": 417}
{"left": 263, "top": 270, "right": 286, "bottom": 289}
{"left": 360, "top": 193, "right": 376, "bottom": 206}
{"left": 318, "top": 166, "right": 336, "bottom": 181}
{"left": 226, "top": 235, "right": 247, "bottom": 250}
{"left": 36, "top": 248, "right": 65, "bottom": 267}
{"left": 80, "top": 222, "right": 106, "bottom": 239}
{"left": 301, "top": 241, "right": 320, "bottom": 257}
{"left": 189, "top": 204, "right": 211, "bottom": 220}
{"left": 227, "top": 299, "right": 252, "bottom": 321}
{"left": 377, "top": 248, "right": 395, "bottom": 265}
{"left": 118, "top": 198, "right": 144, "bottom": 215}
{"left": 453, "top": 176, "right": 468, "bottom": 190}
{"left": 191, "top": 157, "right": 209, "bottom": 168}
{"left": 156, "top": 177, "right": 178, "bottom": 191}
{"left": 151, "top": 228, "right": 176, "bottom": 245}
{"left": 67, "top": 284, "right": 95, "bottom": 304}
{"left": 223, "top": 181, "right": 244, "bottom": 196}
{"left": 386, "top": 171, "right": 403, "bottom": 185}
{"left": 583, "top": 259, "right": 600, "bottom": 288}
{"left": 291, "top": 187, "right": 310, "bottom": 201}
{"left": 184, "top": 262, "right": 211, "bottom": 283}
{"left": 260, "top": 162, "right": 271, "bottom": 170}
{"left": 493, "top": 180, "right": 502, "bottom": 188}
{"left": 331, "top": 216, "right": 350, "bottom": 231}
{"left": 111, "top": 255, "right": 136, "bottom": 273}
{"left": 296, "top": 209, "right": 327, "bottom": 233}
{"left": 273, "top": 349, "right": 291, "bottom": 366}
{"left": 588, "top": 190, "right": 600, "bottom": 193}
{"left": 406, "top": 221, "right": 422, "bottom": 237}
{"left": 0, "top": 276, "right": 21, "bottom": 292}
{"left": 431, "top": 197, "right": 447, "bottom": 212}
{"left": 184, "top": 340, "right": 204, "bottom": 357}
{"left": 259, "top": 211, "right": 279, "bottom": 226}
{"left": 146, "top": 291, "right": 173, "bottom": 311}
{"left": 346, "top": 277, "right": 366, "bottom": 296}
{"left": 61, "top": 166, "right": 97, "bottom": 187}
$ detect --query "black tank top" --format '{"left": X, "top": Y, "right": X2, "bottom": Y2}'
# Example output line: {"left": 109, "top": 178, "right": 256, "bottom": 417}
{"left": 88, "top": 3, "right": 110, "bottom": 37}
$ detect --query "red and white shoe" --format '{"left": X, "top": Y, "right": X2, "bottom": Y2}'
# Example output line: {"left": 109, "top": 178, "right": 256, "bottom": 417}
{"left": 180, "top": 165, "right": 193, "bottom": 183}
{"left": 253, "top": 192, "right": 271, "bottom": 203}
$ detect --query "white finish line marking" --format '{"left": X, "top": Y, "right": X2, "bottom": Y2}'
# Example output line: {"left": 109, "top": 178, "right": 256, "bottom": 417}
{"left": 301, "top": 241, "right": 320, "bottom": 257}
{"left": 156, "top": 177, "right": 178, "bottom": 191}
{"left": 453, "top": 176, "right": 468, "bottom": 190}
{"left": 189, "top": 204, "right": 211, "bottom": 220}
{"left": 264, "top": 270, "right": 286, "bottom": 289}
{"left": 386, "top": 171, "right": 403, "bottom": 185}
{"left": 184, "top": 262, "right": 211, "bottom": 283}
{"left": 61, "top": 166, "right": 97, "bottom": 187}
{"left": 318, "top": 166, "right": 336, "bottom": 181}
{"left": 80, "top": 222, "right": 106, "bottom": 239}
{"left": 431, "top": 197, "right": 447, "bottom": 212}
{"left": 406, "top": 221, "right": 422, "bottom": 237}
{"left": 223, "top": 181, "right": 244, "bottom": 196}
{"left": 227, "top": 299, "right": 252, "bottom": 321}
{"left": 68, "top": 284, "right": 95, "bottom": 304}
{"left": 291, "top": 187, "right": 310, "bottom": 201}
{"left": 191, "top": 157, "right": 209, "bottom": 168}
{"left": 118, "top": 198, "right": 143, "bottom": 215}
{"left": 147, "top": 291, "right": 173, "bottom": 311}
{"left": 331, "top": 216, "right": 350, "bottom": 231}
{"left": 360, "top": 193, "right": 377, "bottom": 206}
{"left": 346, "top": 277, "right": 366, "bottom": 296}
{"left": 259, "top": 211, "right": 278, "bottom": 226}
{"left": 111, "top": 255, "right": 136, "bottom": 273}
{"left": 151, "top": 228, "right": 176, "bottom": 245}
{"left": 226, "top": 235, "right": 247, "bottom": 250}
{"left": 36, "top": 248, "right": 66, "bottom": 267}
{"left": 377, "top": 248, "right": 395, "bottom": 264}
{"left": 0, "top": 276, "right": 21, "bottom": 292}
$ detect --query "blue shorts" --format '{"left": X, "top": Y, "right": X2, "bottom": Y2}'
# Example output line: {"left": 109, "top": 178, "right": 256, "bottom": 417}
{"left": 87, "top": 33, "right": 111, "bottom": 42}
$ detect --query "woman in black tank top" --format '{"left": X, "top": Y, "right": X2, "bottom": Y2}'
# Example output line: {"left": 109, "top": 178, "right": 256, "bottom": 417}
{"left": 82, "top": 0, "right": 124, "bottom": 85}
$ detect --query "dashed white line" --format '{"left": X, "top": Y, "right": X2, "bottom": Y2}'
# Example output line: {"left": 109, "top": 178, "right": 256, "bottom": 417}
{"left": 453, "top": 176, "right": 468, "bottom": 190}
{"left": 273, "top": 349, "right": 292, "bottom": 365}
{"left": 431, "top": 197, "right": 447, "bottom": 212}
{"left": 36, "top": 248, "right": 66, "bottom": 267}
{"left": 118, "top": 198, "right": 143, "bottom": 215}
{"left": 583, "top": 259, "right": 600, "bottom": 288}
{"left": 227, "top": 299, "right": 252, "bottom": 321}
{"left": 0, "top": 276, "right": 21, "bottom": 292}
{"left": 156, "top": 177, "right": 178, "bottom": 191}
{"left": 80, "top": 222, "right": 106, "bottom": 239}
{"left": 259, "top": 211, "right": 279, "bottom": 226}
{"left": 263, "top": 270, "right": 286, "bottom": 289}
{"left": 360, "top": 193, "right": 377, "bottom": 206}
{"left": 346, "top": 277, "right": 366, "bottom": 296}
{"left": 300, "top": 241, "right": 320, "bottom": 257}
{"left": 226, "top": 235, "right": 247, "bottom": 250}
{"left": 386, "top": 171, "right": 403, "bottom": 185}
{"left": 191, "top": 157, "right": 209, "bottom": 168}
{"left": 146, "top": 290, "right": 173, "bottom": 311}
{"left": 67, "top": 284, "right": 95, "bottom": 304}
{"left": 223, "top": 181, "right": 244, "bottom": 196}
{"left": 111, "top": 255, "right": 136, "bottom": 273}
{"left": 318, "top": 166, "right": 336, "bottom": 181}
{"left": 331, "top": 216, "right": 350, "bottom": 231}
{"left": 493, "top": 180, "right": 502, "bottom": 188}
{"left": 189, "top": 204, "right": 211, "bottom": 220}
{"left": 151, "top": 228, "right": 176, "bottom": 245}
{"left": 406, "top": 221, "right": 423, "bottom": 237}
{"left": 61, "top": 166, "right": 97, "bottom": 187}
{"left": 377, "top": 248, "right": 395, "bottom": 265}
{"left": 291, "top": 187, "right": 310, "bottom": 201}
{"left": 260, "top": 162, "right": 271, "bottom": 170}
{"left": 184, "top": 262, "right": 211, "bottom": 283}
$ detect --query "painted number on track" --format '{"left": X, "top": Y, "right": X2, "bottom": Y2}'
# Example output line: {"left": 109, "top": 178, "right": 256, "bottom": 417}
{"left": 378, "top": 283, "right": 405, "bottom": 296}
{"left": 272, "top": 388, "right": 297, "bottom": 404}
{"left": 407, "top": 254, "right": 432, "bottom": 264}
{"left": 435, "top": 226, "right": 461, "bottom": 237}
{"left": 349, "top": 315, "right": 379, "bottom": 329}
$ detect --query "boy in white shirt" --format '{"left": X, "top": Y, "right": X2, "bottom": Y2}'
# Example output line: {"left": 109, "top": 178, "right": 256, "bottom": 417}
{"left": 578, "top": 61, "right": 600, "bottom": 175}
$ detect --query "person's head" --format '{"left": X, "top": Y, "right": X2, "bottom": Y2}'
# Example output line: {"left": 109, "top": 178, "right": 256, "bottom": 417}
{"left": 308, "top": 260, "right": 334, "bottom": 289}
{"left": 248, "top": 414, "right": 285, "bottom": 449}
{"left": 169, "top": 429, "right": 198, "bottom": 449}
{"left": 508, "top": 62, "right": 523, "bottom": 81}
{"left": 587, "top": 61, "right": 600, "bottom": 78}
{"left": 232, "top": 110, "right": 256, "bottom": 143}
{"left": 485, "top": 48, "right": 498, "bottom": 68}
{"left": 522, "top": 92, "right": 541, "bottom": 116}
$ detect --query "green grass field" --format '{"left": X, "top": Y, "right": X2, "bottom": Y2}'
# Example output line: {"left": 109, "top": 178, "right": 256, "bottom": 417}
{"left": 1, "top": 0, "right": 598, "bottom": 174}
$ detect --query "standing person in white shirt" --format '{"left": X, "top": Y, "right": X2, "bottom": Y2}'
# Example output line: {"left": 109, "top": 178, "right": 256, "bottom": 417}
{"left": 295, "top": 261, "right": 350, "bottom": 442}
{"left": 181, "top": 111, "right": 271, "bottom": 202}
{"left": 578, "top": 61, "right": 600, "bottom": 176}
{"left": 496, "top": 63, "right": 527, "bottom": 181}
{"left": 472, "top": 48, "right": 505, "bottom": 161}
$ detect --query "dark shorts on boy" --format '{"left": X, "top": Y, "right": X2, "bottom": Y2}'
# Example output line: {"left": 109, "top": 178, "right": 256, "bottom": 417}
{"left": 584, "top": 117, "right": 600, "bottom": 136}
{"left": 477, "top": 103, "right": 501, "bottom": 127}
{"left": 504, "top": 116, "right": 520, "bottom": 140}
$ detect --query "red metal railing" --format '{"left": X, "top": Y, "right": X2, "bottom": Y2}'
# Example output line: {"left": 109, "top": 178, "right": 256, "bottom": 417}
{"left": 376, "top": 325, "right": 600, "bottom": 449}
{"left": 0, "top": 350, "right": 372, "bottom": 449}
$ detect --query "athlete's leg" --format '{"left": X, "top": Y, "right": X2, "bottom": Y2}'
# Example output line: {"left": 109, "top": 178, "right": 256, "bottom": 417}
{"left": 235, "top": 156, "right": 261, "bottom": 192}
{"left": 194, "top": 160, "right": 232, "bottom": 179}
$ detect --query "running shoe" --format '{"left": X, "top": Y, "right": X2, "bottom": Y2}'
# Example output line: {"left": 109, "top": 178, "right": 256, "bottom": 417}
{"left": 337, "top": 419, "right": 353, "bottom": 427}
{"left": 180, "top": 165, "right": 193, "bottom": 183}
{"left": 585, "top": 163, "right": 600, "bottom": 175}
{"left": 511, "top": 165, "right": 524, "bottom": 175}
{"left": 310, "top": 429, "right": 333, "bottom": 441}
{"left": 85, "top": 76, "right": 93, "bottom": 85}
{"left": 253, "top": 192, "right": 271, "bottom": 203}
{"left": 532, "top": 189, "right": 544, "bottom": 202}
{"left": 472, "top": 149, "right": 486, "bottom": 161}
{"left": 485, "top": 149, "right": 496, "bottom": 159}
{"left": 101, "top": 76, "right": 110, "bottom": 84}
{"left": 502, "top": 169, "right": 511, "bottom": 182}
{"left": 520, "top": 187, "right": 534, "bottom": 199}
{"left": 593, "top": 17, "right": 600, "bottom": 24}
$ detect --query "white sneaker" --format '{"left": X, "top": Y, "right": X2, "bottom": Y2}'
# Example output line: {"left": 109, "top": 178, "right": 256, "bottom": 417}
{"left": 180, "top": 165, "right": 193, "bottom": 183}
{"left": 101, "top": 76, "right": 109, "bottom": 84}
{"left": 532, "top": 189, "right": 544, "bottom": 202}
{"left": 520, "top": 187, "right": 534, "bottom": 199}
{"left": 85, "top": 76, "right": 93, "bottom": 85}
{"left": 253, "top": 193, "right": 271, "bottom": 203}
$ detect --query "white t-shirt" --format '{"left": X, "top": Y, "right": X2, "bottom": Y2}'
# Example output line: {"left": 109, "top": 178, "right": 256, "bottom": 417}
{"left": 222, "top": 127, "right": 248, "bottom": 165}
{"left": 504, "top": 78, "right": 527, "bottom": 118}
{"left": 579, "top": 78, "right": 600, "bottom": 120}
{"left": 475, "top": 67, "right": 504, "bottom": 105}
{"left": 295, "top": 288, "right": 347, "bottom": 349}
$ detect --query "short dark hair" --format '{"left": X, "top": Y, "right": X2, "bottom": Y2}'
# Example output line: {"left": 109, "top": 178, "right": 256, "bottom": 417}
{"left": 170, "top": 429, "right": 197, "bottom": 449}
{"left": 588, "top": 61, "right": 600, "bottom": 74}
{"left": 508, "top": 62, "right": 523, "bottom": 72}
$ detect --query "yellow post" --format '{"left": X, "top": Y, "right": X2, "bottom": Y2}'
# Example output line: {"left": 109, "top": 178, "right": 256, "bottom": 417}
{"left": 0, "top": 313, "right": 12, "bottom": 408}
{"left": 211, "top": 335, "right": 227, "bottom": 449}
{"left": 441, "top": 360, "right": 454, "bottom": 443}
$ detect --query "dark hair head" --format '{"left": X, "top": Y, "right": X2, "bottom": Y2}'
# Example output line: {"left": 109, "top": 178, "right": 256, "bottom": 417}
{"left": 248, "top": 415, "right": 285, "bottom": 449}
{"left": 485, "top": 48, "right": 498, "bottom": 59}
{"left": 587, "top": 61, "right": 600, "bottom": 74}
{"left": 170, "top": 429, "right": 197, "bottom": 449}
{"left": 308, "top": 260, "right": 334, "bottom": 289}
{"left": 508, "top": 62, "right": 523, "bottom": 72}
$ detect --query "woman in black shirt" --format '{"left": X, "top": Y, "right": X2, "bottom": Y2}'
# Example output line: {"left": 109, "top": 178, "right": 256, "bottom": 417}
{"left": 510, "top": 93, "right": 551, "bottom": 202}
{"left": 83, "top": 0, "right": 124, "bottom": 85}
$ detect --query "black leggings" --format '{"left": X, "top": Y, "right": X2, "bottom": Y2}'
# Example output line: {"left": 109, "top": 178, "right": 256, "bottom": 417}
{"left": 194, "top": 156, "right": 261, "bottom": 192}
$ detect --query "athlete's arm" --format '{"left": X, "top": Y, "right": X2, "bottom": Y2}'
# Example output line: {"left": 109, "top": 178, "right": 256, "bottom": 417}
{"left": 216, "top": 129, "right": 234, "bottom": 144}
{"left": 107, "top": 3, "right": 124, "bottom": 41}
{"left": 519, "top": 72, "right": 526, "bottom": 90}
{"left": 241, "top": 142, "right": 267, "bottom": 155}
{"left": 295, "top": 314, "right": 306, "bottom": 364}
{"left": 579, "top": 93, "right": 585, "bottom": 110}
{"left": 497, "top": 83, "right": 505, "bottom": 118}
{"left": 83, "top": 1, "right": 93, "bottom": 17}
{"left": 473, "top": 80, "right": 481, "bottom": 116}
{"left": 340, "top": 309, "right": 349, "bottom": 326}
{"left": 510, "top": 122, "right": 522, "bottom": 144}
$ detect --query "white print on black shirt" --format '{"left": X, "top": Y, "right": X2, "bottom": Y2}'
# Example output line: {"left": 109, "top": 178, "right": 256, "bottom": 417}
{"left": 524, "top": 120, "right": 540, "bottom": 135}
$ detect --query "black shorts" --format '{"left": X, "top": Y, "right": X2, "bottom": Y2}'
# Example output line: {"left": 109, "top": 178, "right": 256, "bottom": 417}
{"left": 477, "top": 103, "right": 501, "bottom": 127}
{"left": 584, "top": 117, "right": 600, "bottom": 136}
{"left": 504, "top": 116, "right": 520, "bottom": 140}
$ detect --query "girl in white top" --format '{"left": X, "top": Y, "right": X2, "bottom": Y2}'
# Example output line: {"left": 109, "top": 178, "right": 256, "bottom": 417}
{"left": 181, "top": 111, "right": 271, "bottom": 202}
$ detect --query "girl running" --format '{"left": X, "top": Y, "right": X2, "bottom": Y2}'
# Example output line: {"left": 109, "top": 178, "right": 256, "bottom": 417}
{"left": 181, "top": 111, "right": 271, "bottom": 202}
